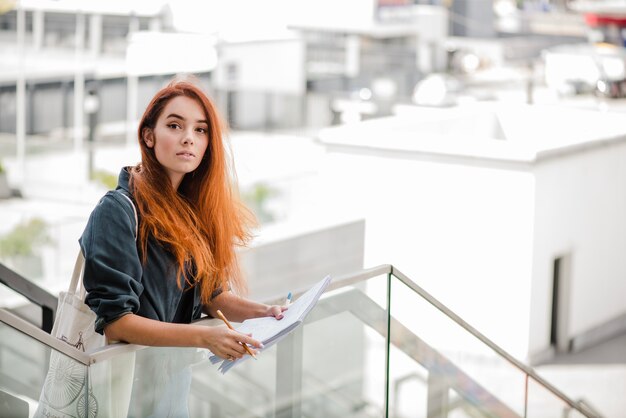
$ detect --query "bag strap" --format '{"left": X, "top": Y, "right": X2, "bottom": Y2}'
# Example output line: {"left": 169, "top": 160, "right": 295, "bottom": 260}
{"left": 68, "top": 251, "right": 85, "bottom": 296}
{"left": 117, "top": 191, "right": 139, "bottom": 238}
{"left": 69, "top": 191, "right": 139, "bottom": 297}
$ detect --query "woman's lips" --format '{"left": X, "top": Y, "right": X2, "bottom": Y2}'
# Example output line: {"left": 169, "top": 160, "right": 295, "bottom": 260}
{"left": 176, "top": 151, "right": 195, "bottom": 160}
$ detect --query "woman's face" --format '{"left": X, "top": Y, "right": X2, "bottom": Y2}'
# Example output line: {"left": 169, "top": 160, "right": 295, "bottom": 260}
{"left": 144, "top": 95, "right": 209, "bottom": 189}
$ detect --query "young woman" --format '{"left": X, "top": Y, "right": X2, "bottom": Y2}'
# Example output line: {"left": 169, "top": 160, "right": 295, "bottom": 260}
{"left": 80, "top": 77, "right": 285, "bottom": 362}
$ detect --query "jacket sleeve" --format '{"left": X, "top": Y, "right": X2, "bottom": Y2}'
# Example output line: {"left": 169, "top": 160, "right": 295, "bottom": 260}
{"left": 80, "top": 192, "right": 143, "bottom": 334}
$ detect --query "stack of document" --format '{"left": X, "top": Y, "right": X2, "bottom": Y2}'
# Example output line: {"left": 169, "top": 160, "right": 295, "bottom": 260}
{"left": 210, "top": 275, "right": 332, "bottom": 374}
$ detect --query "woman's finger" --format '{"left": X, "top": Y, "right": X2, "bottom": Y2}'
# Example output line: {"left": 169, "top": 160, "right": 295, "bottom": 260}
{"left": 236, "top": 332, "right": 263, "bottom": 349}
{"left": 267, "top": 305, "right": 286, "bottom": 319}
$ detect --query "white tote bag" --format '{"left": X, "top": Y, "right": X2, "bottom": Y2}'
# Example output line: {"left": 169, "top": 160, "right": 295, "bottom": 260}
{"left": 35, "top": 191, "right": 137, "bottom": 418}
{"left": 35, "top": 252, "right": 105, "bottom": 417}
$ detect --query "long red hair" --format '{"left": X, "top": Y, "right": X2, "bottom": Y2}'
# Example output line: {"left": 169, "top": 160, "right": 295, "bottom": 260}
{"left": 130, "top": 78, "right": 255, "bottom": 304}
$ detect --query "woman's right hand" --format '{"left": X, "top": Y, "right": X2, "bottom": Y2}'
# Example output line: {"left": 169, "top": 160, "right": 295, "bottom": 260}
{"left": 200, "top": 326, "right": 262, "bottom": 360}
{"left": 103, "top": 314, "right": 262, "bottom": 356}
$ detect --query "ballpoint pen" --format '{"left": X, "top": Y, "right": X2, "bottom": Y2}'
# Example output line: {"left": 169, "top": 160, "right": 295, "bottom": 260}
{"left": 216, "top": 310, "right": 257, "bottom": 360}
{"left": 285, "top": 291, "right": 292, "bottom": 306}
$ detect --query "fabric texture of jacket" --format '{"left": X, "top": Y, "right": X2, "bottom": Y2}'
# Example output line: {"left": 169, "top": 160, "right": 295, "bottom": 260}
{"left": 80, "top": 167, "right": 204, "bottom": 334}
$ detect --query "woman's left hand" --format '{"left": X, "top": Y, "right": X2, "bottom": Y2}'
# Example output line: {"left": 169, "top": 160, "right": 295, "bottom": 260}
{"left": 265, "top": 304, "right": 287, "bottom": 320}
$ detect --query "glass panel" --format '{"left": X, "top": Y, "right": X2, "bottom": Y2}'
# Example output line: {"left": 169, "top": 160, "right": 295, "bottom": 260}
{"left": 0, "top": 286, "right": 33, "bottom": 313}
{"left": 0, "top": 216, "right": 54, "bottom": 283}
{"left": 526, "top": 375, "right": 587, "bottom": 418}
{"left": 0, "top": 216, "right": 87, "bottom": 295}
{"left": 0, "top": 320, "right": 89, "bottom": 418}
{"left": 109, "top": 274, "right": 389, "bottom": 417}
{"left": 88, "top": 350, "right": 137, "bottom": 417}
{"left": 389, "top": 274, "right": 527, "bottom": 417}
{"left": 388, "top": 342, "right": 429, "bottom": 418}
{"left": 567, "top": 409, "right": 589, "bottom": 418}
{"left": 0, "top": 284, "right": 50, "bottom": 330}
{"left": 301, "top": 311, "right": 384, "bottom": 417}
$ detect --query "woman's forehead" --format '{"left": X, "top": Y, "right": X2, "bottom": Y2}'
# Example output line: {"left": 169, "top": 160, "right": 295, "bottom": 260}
{"left": 161, "top": 96, "right": 207, "bottom": 122}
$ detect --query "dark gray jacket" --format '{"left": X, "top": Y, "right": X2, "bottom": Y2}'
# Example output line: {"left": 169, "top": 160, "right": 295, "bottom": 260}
{"left": 80, "top": 168, "right": 203, "bottom": 334}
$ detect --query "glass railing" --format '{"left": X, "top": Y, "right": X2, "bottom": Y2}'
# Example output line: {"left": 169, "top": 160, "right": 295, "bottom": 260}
{"left": 88, "top": 270, "right": 390, "bottom": 418}
{"left": 388, "top": 267, "right": 601, "bottom": 418}
{"left": 0, "top": 308, "right": 92, "bottom": 418}
{"left": 0, "top": 265, "right": 602, "bottom": 418}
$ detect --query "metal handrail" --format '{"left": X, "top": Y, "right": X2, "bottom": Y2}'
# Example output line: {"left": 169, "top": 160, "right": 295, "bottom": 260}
{"left": 277, "top": 264, "right": 600, "bottom": 417}
{"left": 0, "top": 263, "right": 602, "bottom": 417}
{"left": 309, "top": 287, "right": 520, "bottom": 418}
{"left": 0, "top": 266, "right": 394, "bottom": 365}
{"left": 0, "top": 308, "right": 91, "bottom": 365}
{"left": 89, "top": 265, "right": 396, "bottom": 363}
{"left": 390, "top": 266, "right": 602, "bottom": 418}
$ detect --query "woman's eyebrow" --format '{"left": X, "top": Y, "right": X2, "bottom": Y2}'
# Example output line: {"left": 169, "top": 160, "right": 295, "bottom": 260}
{"left": 166, "top": 113, "right": 208, "bottom": 124}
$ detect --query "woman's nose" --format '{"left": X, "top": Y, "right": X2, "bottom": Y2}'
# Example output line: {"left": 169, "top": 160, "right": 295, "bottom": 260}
{"left": 182, "top": 130, "right": 194, "bottom": 144}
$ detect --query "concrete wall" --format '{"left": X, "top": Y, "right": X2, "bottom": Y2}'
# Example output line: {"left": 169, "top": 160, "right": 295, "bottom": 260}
{"left": 319, "top": 141, "right": 626, "bottom": 361}
{"left": 529, "top": 140, "right": 626, "bottom": 355}
{"left": 318, "top": 112, "right": 626, "bottom": 362}
{"left": 314, "top": 149, "right": 535, "bottom": 359}
{"left": 241, "top": 218, "right": 365, "bottom": 302}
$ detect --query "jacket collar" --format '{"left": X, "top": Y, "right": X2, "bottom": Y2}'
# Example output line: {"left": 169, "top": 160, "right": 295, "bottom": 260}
{"left": 116, "top": 167, "right": 132, "bottom": 193}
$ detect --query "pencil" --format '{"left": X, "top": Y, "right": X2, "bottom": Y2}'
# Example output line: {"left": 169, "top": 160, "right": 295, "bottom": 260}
{"left": 216, "top": 309, "right": 257, "bottom": 360}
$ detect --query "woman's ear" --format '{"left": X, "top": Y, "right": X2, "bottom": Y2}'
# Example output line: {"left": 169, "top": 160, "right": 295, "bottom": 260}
{"left": 142, "top": 128, "right": 154, "bottom": 148}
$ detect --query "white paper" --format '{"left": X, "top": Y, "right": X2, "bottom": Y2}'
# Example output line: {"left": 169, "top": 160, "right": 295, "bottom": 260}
{"left": 210, "top": 275, "right": 331, "bottom": 373}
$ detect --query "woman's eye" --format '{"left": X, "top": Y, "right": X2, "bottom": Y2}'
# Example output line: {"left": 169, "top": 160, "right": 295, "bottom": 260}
{"left": 167, "top": 123, "right": 181, "bottom": 129}
{"left": 196, "top": 127, "right": 207, "bottom": 134}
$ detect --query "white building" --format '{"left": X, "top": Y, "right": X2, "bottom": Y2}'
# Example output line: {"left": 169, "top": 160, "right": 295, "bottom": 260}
{"left": 317, "top": 102, "right": 626, "bottom": 365}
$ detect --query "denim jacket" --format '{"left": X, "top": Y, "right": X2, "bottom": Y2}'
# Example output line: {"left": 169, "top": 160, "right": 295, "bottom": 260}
{"left": 80, "top": 168, "right": 204, "bottom": 334}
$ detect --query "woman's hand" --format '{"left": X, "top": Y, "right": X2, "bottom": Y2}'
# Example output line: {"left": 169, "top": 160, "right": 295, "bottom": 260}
{"left": 204, "top": 291, "right": 289, "bottom": 322}
{"left": 200, "top": 326, "right": 263, "bottom": 361}
{"left": 265, "top": 304, "right": 288, "bottom": 320}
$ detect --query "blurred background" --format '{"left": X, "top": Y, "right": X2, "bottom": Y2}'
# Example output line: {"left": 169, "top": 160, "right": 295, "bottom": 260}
{"left": 1, "top": 0, "right": 626, "bottom": 416}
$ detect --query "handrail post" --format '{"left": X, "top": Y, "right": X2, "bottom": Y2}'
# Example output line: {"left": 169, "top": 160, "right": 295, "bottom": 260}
{"left": 524, "top": 373, "right": 529, "bottom": 418}
{"left": 384, "top": 272, "right": 392, "bottom": 418}
{"left": 426, "top": 373, "right": 449, "bottom": 418}
{"left": 275, "top": 326, "right": 303, "bottom": 418}
{"left": 42, "top": 305, "right": 54, "bottom": 333}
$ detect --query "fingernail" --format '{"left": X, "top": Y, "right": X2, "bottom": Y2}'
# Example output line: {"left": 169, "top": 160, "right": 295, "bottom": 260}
{"left": 259, "top": 343, "right": 264, "bottom": 348}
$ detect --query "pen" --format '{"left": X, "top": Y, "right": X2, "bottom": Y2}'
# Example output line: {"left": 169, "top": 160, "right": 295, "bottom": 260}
{"left": 285, "top": 291, "right": 292, "bottom": 306}
{"left": 216, "top": 309, "right": 257, "bottom": 360}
